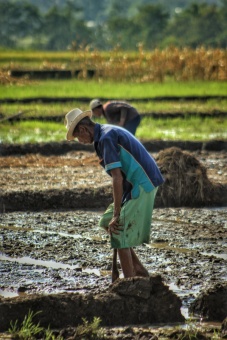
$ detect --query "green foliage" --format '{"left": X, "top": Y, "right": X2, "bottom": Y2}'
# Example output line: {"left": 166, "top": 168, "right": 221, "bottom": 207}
{"left": 8, "top": 309, "right": 63, "bottom": 340}
{"left": 74, "top": 317, "right": 105, "bottom": 339}
{"left": 164, "top": 3, "right": 225, "bottom": 48}
{"left": 8, "top": 310, "right": 43, "bottom": 339}
{"left": 0, "top": 0, "right": 226, "bottom": 50}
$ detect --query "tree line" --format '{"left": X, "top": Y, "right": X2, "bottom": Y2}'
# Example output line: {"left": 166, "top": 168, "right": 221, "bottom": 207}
{"left": 0, "top": 0, "right": 226, "bottom": 51}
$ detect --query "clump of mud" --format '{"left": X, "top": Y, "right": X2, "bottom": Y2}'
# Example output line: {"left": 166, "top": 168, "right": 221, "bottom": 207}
{"left": 156, "top": 147, "right": 226, "bottom": 207}
{"left": 0, "top": 276, "right": 184, "bottom": 332}
{"left": 189, "top": 283, "right": 227, "bottom": 322}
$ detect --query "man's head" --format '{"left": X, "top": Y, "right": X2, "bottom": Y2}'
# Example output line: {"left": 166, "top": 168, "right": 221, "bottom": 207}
{"left": 90, "top": 99, "right": 103, "bottom": 118}
{"left": 65, "top": 108, "right": 94, "bottom": 144}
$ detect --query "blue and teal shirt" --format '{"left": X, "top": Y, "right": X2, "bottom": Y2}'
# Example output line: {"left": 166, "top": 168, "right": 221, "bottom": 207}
{"left": 94, "top": 123, "right": 164, "bottom": 203}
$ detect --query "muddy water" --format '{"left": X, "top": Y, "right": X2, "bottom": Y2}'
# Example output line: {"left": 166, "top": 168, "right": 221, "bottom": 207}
{"left": 0, "top": 207, "right": 226, "bottom": 320}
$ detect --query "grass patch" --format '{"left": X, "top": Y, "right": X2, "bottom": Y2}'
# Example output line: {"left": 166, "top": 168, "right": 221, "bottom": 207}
{"left": 1, "top": 79, "right": 227, "bottom": 99}
{"left": 139, "top": 99, "right": 227, "bottom": 114}
{"left": 1, "top": 99, "right": 227, "bottom": 121}
{"left": 8, "top": 309, "right": 63, "bottom": 339}
{"left": 74, "top": 317, "right": 105, "bottom": 339}
{"left": 0, "top": 121, "right": 66, "bottom": 143}
{"left": 137, "top": 116, "right": 227, "bottom": 141}
{"left": 0, "top": 102, "right": 83, "bottom": 118}
{"left": 1, "top": 116, "right": 226, "bottom": 144}
{"left": 1, "top": 99, "right": 227, "bottom": 119}
{"left": 9, "top": 310, "right": 43, "bottom": 339}
{"left": 8, "top": 309, "right": 104, "bottom": 340}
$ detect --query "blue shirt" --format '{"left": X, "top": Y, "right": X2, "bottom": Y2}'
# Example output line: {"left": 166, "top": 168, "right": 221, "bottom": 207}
{"left": 94, "top": 124, "right": 164, "bottom": 202}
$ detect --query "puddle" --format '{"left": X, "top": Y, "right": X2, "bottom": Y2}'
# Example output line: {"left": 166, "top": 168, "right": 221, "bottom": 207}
{"left": 180, "top": 307, "right": 189, "bottom": 319}
{"left": 0, "top": 254, "right": 80, "bottom": 270}
{"left": 201, "top": 252, "right": 227, "bottom": 260}
{"left": 147, "top": 242, "right": 196, "bottom": 254}
{"left": 0, "top": 289, "right": 19, "bottom": 298}
{"left": 83, "top": 268, "right": 101, "bottom": 276}
{"left": 0, "top": 225, "right": 32, "bottom": 232}
{"left": 33, "top": 229, "right": 85, "bottom": 239}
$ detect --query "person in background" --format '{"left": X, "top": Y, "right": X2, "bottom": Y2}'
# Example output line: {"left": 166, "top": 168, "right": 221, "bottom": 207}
{"left": 65, "top": 108, "right": 164, "bottom": 282}
{"left": 90, "top": 99, "right": 141, "bottom": 135}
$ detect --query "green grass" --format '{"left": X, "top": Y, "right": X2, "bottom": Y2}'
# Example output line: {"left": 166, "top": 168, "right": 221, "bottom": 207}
{"left": 137, "top": 116, "right": 227, "bottom": 141}
{"left": 1, "top": 116, "right": 226, "bottom": 144}
{"left": 0, "top": 102, "right": 82, "bottom": 118}
{"left": 1, "top": 79, "right": 227, "bottom": 99}
{"left": 7, "top": 309, "right": 104, "bottom": 340}
{"left": 1, "top": 99, "right": 227, "bottom": 119}
{"left": 0, "top": 121, "right": 65, "bottom": 143}
{"left": 138, "top": 99, "right": 227, "bottom": 114}
{"left": 8, "top": 309, "right": 63, "bottom": 339}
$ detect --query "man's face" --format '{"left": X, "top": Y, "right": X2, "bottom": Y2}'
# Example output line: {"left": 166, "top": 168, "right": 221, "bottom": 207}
{"left": 73, "top": 126, "right": 93, "bottom": 144}
{"left": 92, "top": 107, "right": 102, "bottom": 117}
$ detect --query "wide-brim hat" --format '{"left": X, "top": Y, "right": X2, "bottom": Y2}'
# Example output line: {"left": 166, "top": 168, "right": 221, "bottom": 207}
{"left": 90, "top": 99, "right": 102, "bottom": 110}
{"left": 65, "top": 108, "right": 92, "bottom": 141}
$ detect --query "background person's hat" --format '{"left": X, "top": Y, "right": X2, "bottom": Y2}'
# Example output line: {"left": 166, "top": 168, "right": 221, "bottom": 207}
{"left": 90, "top": 99, "right": 102, "bottom": 110}
{"left": 65, "top": 108, "right": 92, "bottom": 141}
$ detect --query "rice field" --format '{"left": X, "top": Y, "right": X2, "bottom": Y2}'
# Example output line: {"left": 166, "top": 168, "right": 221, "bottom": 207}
{"left": 0, "top": 48, "right": 226, "bottom": 143}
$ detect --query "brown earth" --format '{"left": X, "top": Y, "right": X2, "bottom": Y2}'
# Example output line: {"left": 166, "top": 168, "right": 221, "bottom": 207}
{"left": 0, "top": 147, "right": 227, "bottom": 212}
{"left": 0, "top": 147, "right": 226, "bottom": 339}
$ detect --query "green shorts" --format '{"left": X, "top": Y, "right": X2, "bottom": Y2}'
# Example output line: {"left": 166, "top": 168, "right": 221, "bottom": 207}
{"left": 99, "top": 186, "right": 158, "bottom": 249}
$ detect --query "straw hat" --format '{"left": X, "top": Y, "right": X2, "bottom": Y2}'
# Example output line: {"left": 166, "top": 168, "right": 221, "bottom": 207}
{"left": 90, "top": 99, "right": 102, "bottom": 110}
{"left": 65, "top": 108, "right": 92, "bottom": 141}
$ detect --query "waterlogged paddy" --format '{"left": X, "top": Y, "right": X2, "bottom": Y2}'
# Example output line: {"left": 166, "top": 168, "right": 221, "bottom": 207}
{"left": 0, "top": 207, "right": 226, "bottom": 317}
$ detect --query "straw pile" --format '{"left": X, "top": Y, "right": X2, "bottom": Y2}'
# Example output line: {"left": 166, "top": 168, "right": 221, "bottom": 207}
{"left": 156, "top": 147, "right": 224, "bottom": 207}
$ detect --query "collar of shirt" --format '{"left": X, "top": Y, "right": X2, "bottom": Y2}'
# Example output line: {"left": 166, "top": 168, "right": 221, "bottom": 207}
{"left": 94, "top": 123, "right": 102, "bottom": 144}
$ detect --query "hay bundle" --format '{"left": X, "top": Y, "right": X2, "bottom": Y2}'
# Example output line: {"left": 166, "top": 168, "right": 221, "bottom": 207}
{"left": 156, "top": 147, "right": 224, "bottom": 207}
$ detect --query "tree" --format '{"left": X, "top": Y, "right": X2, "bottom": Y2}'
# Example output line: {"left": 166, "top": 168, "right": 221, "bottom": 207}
{"left": 164, "top": 2, "right": 225, "bottom": 48}
{"left": 41, "top": 4, "right": 92, "bottom": 50}
{"left": 132, "top": 4, "right": 169, "bottom": 49}
{"left": 0, "top": 0, "right": 42, "bottom": 48}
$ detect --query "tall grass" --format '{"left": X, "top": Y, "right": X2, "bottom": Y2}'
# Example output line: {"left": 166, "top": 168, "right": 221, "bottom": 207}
{"left": 1, "top": 47, "right": 226, "bottom": 81}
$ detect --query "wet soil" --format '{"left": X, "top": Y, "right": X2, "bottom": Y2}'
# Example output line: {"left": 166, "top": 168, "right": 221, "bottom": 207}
{"left": 0, "top": 149, "right": 226, "bottom": 338}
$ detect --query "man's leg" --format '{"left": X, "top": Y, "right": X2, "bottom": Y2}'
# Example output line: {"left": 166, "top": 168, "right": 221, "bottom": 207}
{"left": 117, "top": 248, "right": 135, "bottom": 277}
{"left": 130, "top": 247, "right": 149, "bottom": 277}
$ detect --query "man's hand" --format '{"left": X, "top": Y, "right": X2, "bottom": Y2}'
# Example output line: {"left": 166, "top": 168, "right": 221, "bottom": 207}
{"left": 108, "top": 216, "right": 122, "bottom": 235}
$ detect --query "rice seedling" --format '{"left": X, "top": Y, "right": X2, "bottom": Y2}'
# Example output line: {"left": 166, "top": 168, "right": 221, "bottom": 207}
{"left": 1, "top": 116, "right": 226, "bottom": 144}
{"left": 74, "top": 317, "right": 105, "bottom": 339}
{"left": 8, "top": 310, "right": 43, "bottom": 339}
{"left": 1, "top": 99, "right": 227, "bottom": 119}
{"left": 8, "top": 309, "right": 63, "bottom": 339}
{"left": 0, "top": 79, "right": 226, "bottom": 99}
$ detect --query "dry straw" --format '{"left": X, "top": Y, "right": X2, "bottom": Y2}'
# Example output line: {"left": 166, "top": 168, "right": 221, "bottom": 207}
{"left": 156, "top": 147, "right": 225, "bottom": 207}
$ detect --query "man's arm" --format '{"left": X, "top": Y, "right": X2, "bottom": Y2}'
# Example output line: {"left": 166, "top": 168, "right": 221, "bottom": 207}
{"left": 119, "top": 107, "right": 128, "bottom": 127}
{"left": 108, "top": 167, "right": 123, "bottom": 234}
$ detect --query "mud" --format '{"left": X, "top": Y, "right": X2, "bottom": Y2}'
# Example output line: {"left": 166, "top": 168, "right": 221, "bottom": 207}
{"left": 0, "top": 276, "right": 185, "bottom": 331}
{"left": 0, "top": 206, "right": 226, "bottom": 316}
{"left": 0, "top": 149, "right": 227, "bottom": 213}
{"left": 0, "top": 148, "right": 226, "bottom": 338}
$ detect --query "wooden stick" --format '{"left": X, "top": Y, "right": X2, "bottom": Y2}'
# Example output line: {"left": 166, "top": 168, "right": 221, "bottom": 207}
{"left": 111, "top": 248, "right": 119, "bottom": 283}
{"left": 0, "top": 110, "right": 33, "bottom": 123}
